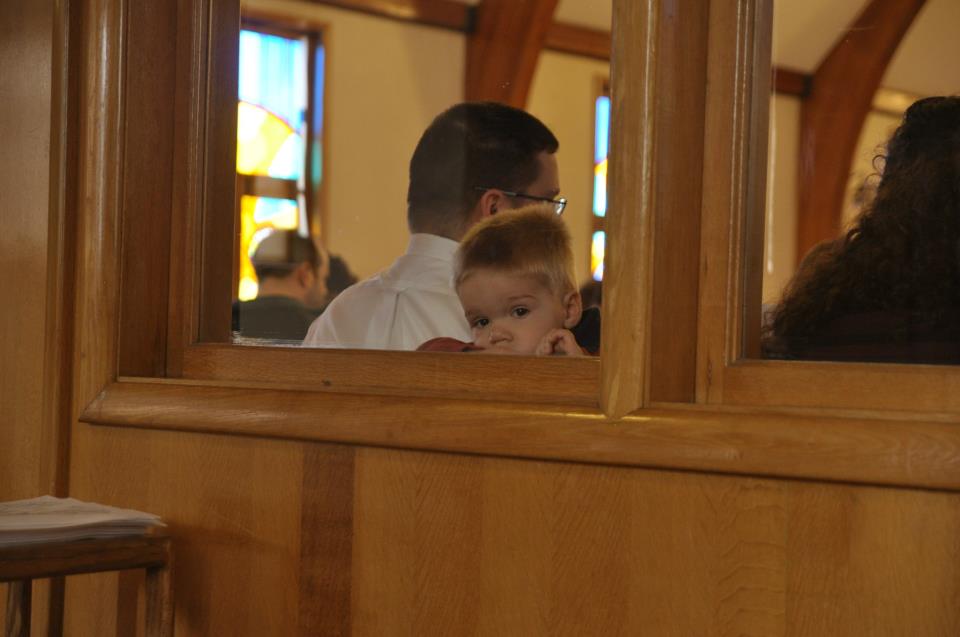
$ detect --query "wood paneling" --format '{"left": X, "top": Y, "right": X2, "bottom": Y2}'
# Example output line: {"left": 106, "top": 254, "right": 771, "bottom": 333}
{"left": 181, "top": 343, "right": 600, "bottom": 406}
{"left": 697, "top": 0, "right": 776, "bottom": 401}
{"left": 298, "top": 444, "right": 354, "bottom": 636}
{"left": 84, "top": 380, "right": 960, "bottom": 491}
{"left": 600, "top": 0, "right": 656, "bottom": 419}
{"left": 352, "top": 448, "right": 960, "bottom": 635}
{"left": 117, "top": 0, "right": 179, "bottom": 377}
{"left": 14, "top": 0, "right": 960, "bottom": 633}
{"left": 0, "top": 0, "right": 54, "bottom": 502}
{"left": 796, "top": 0, "right": 926, "bottom": 260}
{"left": 464, "top": 0, "right": 559, "bottom": 107}
{"left": 66, "top": 426, "right": 305, "bottom": 635}
{"left": 197, "top": 0, "right": 240, "bottom": 342}
{"left": 648, "top": 0, "right": 710, "bottom": 402}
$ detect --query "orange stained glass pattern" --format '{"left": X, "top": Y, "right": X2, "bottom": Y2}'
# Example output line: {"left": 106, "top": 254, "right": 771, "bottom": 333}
{"left": 237, "top": 101, "right": 299, "bottom": 177}
{"left": 237, "top": 196, "right": 300, "bottom": 300}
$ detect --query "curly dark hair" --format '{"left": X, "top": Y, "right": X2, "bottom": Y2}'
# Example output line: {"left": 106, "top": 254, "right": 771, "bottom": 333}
{"left": 763, "top": 96, "right": 960, "bottom": 358}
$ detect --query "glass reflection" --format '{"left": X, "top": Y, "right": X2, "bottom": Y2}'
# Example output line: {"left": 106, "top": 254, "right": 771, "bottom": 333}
{"left": 232, "top": 1, "right": 613, "bottom": 354}
{"left": 758, "top": 0, "right": 960, "bottom": 363}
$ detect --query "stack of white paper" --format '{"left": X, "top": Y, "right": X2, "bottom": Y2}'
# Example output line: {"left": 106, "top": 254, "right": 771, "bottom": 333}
{"left": 0, "top": 496, "right": 165, "bottom": 547}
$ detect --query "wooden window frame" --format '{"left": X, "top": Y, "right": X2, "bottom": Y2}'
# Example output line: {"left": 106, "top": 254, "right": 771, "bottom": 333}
{"left": 74, "top": 0, "right": 960, "bottom": 497}
{"left": 696, "top": 0, "right": 960, "bottom": 418}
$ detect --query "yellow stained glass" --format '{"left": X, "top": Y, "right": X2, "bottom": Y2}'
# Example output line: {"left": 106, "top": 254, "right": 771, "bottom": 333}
{"left": 237, "top": 102, "right": 296, "bottom": 176}
{"left": 591, "top": 231, "right": 605, "bottom": 281}
{"left": 237, "top": 196, "right": 300, "bottom": 301}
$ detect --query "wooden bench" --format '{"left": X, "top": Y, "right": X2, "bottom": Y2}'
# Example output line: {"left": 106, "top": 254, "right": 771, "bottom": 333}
{"left": 1, "top": 533, "right": 173, "bottom": 637}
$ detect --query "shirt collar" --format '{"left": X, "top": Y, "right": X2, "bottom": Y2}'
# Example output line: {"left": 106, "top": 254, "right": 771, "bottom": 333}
{"left": 406, "top": 233, "right": 460, "bottom": 261}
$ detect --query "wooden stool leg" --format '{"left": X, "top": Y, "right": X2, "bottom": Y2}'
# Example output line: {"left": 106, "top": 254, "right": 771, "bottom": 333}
{"left": 144, "top": 564, "right": 173, "bottom": 637}
{"left": 4, "top": 579, "right": 31, "bottom": 637}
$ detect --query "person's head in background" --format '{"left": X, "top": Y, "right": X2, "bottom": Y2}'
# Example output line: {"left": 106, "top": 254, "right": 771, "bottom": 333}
{"left": 323, "top": 254, "right": 359, "bottom": 306}
{"left": 579, "top": 279, "right": 602, "bottom": 309}
{"left": 407, "top": 102, "right": 561, "bottom": 242}
{"left": 454, "top": 205, "right": 582, "bottom": 355}
{"left": 251, "top": 230, "right": 329, "bottom": 310}
{"left": 764, "top": 95, "right": 960, "bottom": 356}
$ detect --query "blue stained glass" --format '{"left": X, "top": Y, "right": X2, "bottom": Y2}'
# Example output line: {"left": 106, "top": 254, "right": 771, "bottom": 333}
{"left": 595, "top": 96, "right": 610, "bottom": 164}
{"left": 314, "top": 46, "right": 325, "bottom": 136}
{"left": 311, "top": 45, "right": 326, "bottom": 185}
{"left": 252, "top": 196, "right": 299, "bottom": 227}
{"left": 239, "top": 30, "right": 307, "bottom": 140}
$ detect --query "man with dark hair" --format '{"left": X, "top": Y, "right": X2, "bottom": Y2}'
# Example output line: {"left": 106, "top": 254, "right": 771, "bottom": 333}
{"left": 303, "top": 101, "right": 562, "bottom": 350}
{"left": 233, "top": 230, "right": 329, "bottom": 341}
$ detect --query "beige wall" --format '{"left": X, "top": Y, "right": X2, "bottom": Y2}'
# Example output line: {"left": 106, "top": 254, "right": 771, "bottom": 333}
{"left": 762, "top": 94, "right": 800, "bottom": 304}
{"left": 244, "top": 0, "right": 607, "bottom": 282}
{"left": 761, "top": 96, "right": 905, "bottom": 305}
{"left": 841, "top": 109, "right": 901, "bottom": 229}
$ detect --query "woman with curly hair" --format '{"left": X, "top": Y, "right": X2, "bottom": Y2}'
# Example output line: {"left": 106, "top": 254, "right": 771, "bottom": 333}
{"left": 763, "top": 95, "right": 960, "bottom": 363}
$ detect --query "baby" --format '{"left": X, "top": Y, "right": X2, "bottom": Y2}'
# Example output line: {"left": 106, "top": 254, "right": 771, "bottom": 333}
{"left": 419, "top": 204, "right": 587, "bottom": 356}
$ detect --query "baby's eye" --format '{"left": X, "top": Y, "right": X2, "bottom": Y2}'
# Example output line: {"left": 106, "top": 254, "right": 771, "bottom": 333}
{"left": 511, "top": 307, "right": 530, "bottom": 318}
{"left": 471, "top": 317, "right": 489, "bottom": 328}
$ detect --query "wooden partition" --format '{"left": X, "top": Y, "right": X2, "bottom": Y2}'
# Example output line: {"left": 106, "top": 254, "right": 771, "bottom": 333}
{"left": 6, "top": 0, "right": 960, "bottom": 635}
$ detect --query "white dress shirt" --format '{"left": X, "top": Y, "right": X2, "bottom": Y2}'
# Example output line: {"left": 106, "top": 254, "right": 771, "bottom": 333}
{"left": 302, "top": 234, "right": 472, "bottom": 350}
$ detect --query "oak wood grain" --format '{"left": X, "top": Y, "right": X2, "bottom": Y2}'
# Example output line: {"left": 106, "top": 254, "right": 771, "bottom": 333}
{"left": 298, "top": 444, "right": 354, "bottom": 636}
{"left": 83, "top": 379, "right": 960, "bottom": 491}
{"left": 0, "top": 0, "right": 55, "bottom": 504}
{"left": 351, "top": 448, "right": 960, "bottom": 635}
{"left": 116, "top": 0, "right": 178, "bottom": 377}
{"left": 197, "top": 0, "right": 240, "bottom": 342}
{"left": 695, "top": 0, "right": 775, "bottom": 401}
{"left": 648, "top": 0, "right": 710, "bottom": 402}
{"left": 600, "top": 0, "right": 656, "bottom": 419}
{"left": 182, "top": 343, "right": 599, "bottom": 406}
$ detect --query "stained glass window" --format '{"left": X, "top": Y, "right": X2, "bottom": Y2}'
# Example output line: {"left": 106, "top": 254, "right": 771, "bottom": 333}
{"left": 236, "top": 24, "right": 324, "bottom": 300}
{"left": 591, "top": 94, "right": 610, "bottom": 281}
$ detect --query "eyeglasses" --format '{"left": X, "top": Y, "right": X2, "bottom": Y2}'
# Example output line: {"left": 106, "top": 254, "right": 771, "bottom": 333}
{"left": 473, "top": 186, "right": 567, "bottom": 215}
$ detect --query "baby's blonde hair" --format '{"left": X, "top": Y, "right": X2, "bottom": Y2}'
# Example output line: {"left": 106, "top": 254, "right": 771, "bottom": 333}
{"left": 455, "top": 204, "right": 576, "bottom": 296}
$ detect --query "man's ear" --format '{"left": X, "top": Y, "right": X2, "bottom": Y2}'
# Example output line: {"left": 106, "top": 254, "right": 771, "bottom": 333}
{"left": 475, "top": 189, "right": 504, "bottom": 221}
{"left": 561, "top": 290, "right": 583, "bottom": 328}
{"left": 294, "top": 261, "right": 314, "bottom": 288}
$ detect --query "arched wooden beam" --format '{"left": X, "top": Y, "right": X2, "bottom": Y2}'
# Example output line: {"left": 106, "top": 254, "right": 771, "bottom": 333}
{"left": 465, "top": 0, "right": 559, "bottom": 107}
{"left": 796, "top": 0, "right": 926, "bottom": 261}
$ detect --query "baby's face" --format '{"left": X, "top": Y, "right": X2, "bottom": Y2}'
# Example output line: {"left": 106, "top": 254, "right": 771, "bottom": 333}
{"left": 458, "top": 270, "right": 569, "bottom": 355}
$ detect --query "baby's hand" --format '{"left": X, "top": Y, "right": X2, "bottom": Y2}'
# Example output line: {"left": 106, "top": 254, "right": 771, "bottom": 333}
{"left": 535, "top": 329, "right": 584, "bottom": 356}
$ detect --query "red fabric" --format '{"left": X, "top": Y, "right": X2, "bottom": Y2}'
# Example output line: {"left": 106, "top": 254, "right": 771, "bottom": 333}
{"left": 417, "top": 337, "right": 484, "bottom": 353}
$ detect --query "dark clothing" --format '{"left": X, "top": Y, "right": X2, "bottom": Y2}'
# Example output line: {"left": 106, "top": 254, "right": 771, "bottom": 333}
{"left": 767, "top": 309, "right": 960, "bottom": 364}
{"left": 571, "top": 307, "right": 601, "bottom": 354}
{"left": 232, "top": 296, "right": 320, "bottom": 341}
